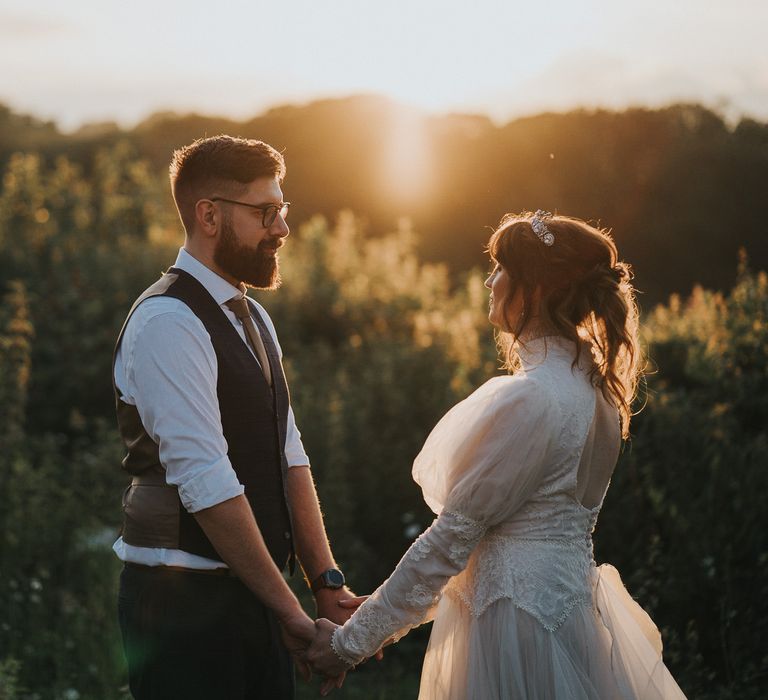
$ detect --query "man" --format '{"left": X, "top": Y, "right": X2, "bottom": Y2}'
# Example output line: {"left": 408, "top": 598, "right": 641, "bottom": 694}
{"left": 112, "top": 135, "right": 353, "bottom": 699}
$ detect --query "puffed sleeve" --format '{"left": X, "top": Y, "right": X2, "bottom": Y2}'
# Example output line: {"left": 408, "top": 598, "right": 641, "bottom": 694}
{"left": 331, "top": 375, "right": 561, "bottom": 666}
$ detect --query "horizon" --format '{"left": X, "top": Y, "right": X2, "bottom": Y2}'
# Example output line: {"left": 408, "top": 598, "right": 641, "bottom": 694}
{"left": 2, "top": 0, "right": 766, "bottom": 131}
{"left": 3, "top": 91, "right": 763, "bottom": 137}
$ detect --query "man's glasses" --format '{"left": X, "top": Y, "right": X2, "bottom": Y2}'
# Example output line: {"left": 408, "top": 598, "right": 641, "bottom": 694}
{"left": 211, "top": 197, "right": 290, "bottom": 228}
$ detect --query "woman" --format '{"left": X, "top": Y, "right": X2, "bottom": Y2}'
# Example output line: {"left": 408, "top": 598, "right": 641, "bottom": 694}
{"left": 308, "top": 211, "right": 687, "bottom": 699}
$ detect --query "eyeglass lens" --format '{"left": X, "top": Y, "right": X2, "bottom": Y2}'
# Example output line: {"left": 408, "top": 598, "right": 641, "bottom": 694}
{"left": 264, "top": 203, "right": 290, "bottom": 227}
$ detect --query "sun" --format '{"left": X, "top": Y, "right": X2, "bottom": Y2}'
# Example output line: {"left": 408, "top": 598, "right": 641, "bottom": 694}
{"left": 379, "top": 103, "right": 434, "bottom": 204}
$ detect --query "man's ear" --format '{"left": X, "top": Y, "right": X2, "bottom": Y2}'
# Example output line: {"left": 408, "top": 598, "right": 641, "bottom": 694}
{"left": 195, "top": 199, "right": 219, "bottom": 237}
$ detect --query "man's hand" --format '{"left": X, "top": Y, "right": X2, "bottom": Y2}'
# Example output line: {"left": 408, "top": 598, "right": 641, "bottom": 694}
{"left": 315, "top": 586, "right": 360, "bottom": 625}
{"left": 278, "top": 610, "right": 315, "bottom": 683}
{"left": 306, "top": 618, "right": 352, "bottom": 694}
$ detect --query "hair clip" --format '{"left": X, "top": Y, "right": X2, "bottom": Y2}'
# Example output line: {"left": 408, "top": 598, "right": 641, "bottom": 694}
{"left": 531, "top": 210, "right": 555, "bottom": 246}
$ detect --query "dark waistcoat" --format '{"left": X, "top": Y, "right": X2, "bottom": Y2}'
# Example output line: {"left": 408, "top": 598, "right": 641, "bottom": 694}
{"left": 112, "top": 267, "right": 295, "bottom": 570}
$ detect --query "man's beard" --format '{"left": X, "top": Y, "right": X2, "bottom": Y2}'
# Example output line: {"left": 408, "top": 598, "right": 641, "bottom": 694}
{"left": 213, "top": 217, "right": 282, "bottom": 289}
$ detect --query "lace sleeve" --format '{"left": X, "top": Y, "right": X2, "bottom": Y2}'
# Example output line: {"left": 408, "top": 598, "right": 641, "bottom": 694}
{"left": 331, "top": 511, "right": 486, "bottom": 666}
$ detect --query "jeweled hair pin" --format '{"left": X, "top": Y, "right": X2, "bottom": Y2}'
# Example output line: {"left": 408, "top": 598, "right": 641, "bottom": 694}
{"left": 531, "top": 210, "right": 555, "bottom": 246}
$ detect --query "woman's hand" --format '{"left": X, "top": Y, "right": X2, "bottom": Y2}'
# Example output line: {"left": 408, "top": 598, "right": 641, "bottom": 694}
{"left": 336, "top": 594, "right": 369, "bottom": 610}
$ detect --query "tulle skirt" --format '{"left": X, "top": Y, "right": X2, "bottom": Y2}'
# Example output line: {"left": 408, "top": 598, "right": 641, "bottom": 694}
{"left": 418, "top": 564, "right": 687, "bottom": 700}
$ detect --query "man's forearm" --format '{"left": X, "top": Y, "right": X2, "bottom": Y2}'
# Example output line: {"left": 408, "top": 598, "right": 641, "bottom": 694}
{"left": 286, "top": 466, "right": 337, "bottom": 581}
{"left": 193, "top": 494, "right": 303, "bottom": 621}
{"left": 287, "top": 466, "right": 365, "bottom": 627}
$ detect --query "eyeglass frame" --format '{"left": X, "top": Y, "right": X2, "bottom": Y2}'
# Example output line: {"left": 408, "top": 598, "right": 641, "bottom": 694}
{"left": 210, "top": 197, "right": 291, "bottom": 228}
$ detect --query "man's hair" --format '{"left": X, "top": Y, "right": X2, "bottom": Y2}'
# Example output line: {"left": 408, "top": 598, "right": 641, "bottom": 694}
{"left": 169, "top": 135, "right": 286, "bottom": 234}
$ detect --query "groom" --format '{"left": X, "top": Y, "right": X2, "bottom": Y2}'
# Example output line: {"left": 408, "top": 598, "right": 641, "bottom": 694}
{"left": 112, "top": 135, "right": 354, "bottom": 699}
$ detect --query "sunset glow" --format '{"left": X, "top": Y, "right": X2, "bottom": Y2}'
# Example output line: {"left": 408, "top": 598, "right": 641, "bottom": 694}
{"left": 1, "top": 0, "right": 766, "bottom": 130}
{"left": 380, "top": 106, "right": 434, "bottom": 202}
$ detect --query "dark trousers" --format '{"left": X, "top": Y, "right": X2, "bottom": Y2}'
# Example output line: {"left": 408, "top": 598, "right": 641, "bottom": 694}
{"left": 118, "top": 564, "right": 294, "bottom": 700}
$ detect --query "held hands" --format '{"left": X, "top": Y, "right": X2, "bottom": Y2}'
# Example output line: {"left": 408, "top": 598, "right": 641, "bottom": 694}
{"left": 317, "top": 592, "right": 385, "bottom": 663}
{"left": 275, "top": 591, "right": 370, "bottom": 686}
{"left": 307, "top": 591, "right": 361, "bottom": 696}
{"left": 305, "top": 593, "right": 388, "bottom": 695}
{"left": 283, "top": 596, "right": 369, "bottom": 692}
{"left": 306, "top": 618, "right": 349, "bottom": 695}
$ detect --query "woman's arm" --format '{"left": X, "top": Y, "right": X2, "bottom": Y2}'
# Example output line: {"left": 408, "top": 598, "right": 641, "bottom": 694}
{"left": 307, "top": 510, "right": 486, "bottom": 675}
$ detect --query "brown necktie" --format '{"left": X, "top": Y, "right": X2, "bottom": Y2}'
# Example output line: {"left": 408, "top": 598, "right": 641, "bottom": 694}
{"left": 225, "top": 296, "right": 273, "bottom": 386}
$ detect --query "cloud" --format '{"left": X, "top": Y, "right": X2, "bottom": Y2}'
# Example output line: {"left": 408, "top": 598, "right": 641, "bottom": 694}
{"left": 485, "top": 50, "right": 768, "bottom": 122}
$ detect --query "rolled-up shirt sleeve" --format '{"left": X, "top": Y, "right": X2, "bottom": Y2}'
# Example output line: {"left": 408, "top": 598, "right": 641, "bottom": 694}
{"left": 122, "top": 304, "right": 244, "bottom": 513}
{"left": 285, "top": 407, "right": 310, "bottom": 467}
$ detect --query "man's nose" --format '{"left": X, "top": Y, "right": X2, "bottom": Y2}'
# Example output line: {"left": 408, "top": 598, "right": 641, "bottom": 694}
{"left": 270, "top": 215, "right": 290, "bottom": 238}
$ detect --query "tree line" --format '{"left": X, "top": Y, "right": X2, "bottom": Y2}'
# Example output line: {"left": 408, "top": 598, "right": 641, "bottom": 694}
{"left": 2, "top": 95, "right": 767, "bottom": 304}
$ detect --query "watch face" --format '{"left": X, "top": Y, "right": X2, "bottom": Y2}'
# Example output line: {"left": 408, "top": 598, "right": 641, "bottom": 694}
{"left": 325, "top": 570, "right": 345, "bottom": 588}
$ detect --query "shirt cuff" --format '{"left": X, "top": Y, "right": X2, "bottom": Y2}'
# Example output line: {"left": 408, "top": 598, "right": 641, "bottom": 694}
{"left": 172, "top": 456, "right": 245, "bottom": 513}
{"left": 285, "top": 445, "right": 311, "bottom": 468}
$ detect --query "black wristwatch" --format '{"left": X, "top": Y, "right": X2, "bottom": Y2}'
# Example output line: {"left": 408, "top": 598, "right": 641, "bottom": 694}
{"left": 310, "top": 568, "right": 345, "bottom": 593}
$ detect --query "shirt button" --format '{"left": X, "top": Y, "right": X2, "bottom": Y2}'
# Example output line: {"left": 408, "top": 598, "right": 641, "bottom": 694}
{"left": 284, "top": 531, "right": 291, "bottom": 540}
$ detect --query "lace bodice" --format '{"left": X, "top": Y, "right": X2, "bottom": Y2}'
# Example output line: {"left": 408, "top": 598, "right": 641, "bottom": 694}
{"left": 332, "top": 337, "right": 621, "bottom": 666}
{"left": 447, "top": 503, "right": 601, "bottom": 632}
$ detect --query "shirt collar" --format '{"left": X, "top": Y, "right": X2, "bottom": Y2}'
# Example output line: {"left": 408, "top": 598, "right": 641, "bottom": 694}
{"left": 173, "top": 248, "right": 243, "bottom": 305}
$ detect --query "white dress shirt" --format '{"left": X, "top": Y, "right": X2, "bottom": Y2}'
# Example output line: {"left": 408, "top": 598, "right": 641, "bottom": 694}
{"left": 112, "top": 248, "right": 310, "bottom": 569}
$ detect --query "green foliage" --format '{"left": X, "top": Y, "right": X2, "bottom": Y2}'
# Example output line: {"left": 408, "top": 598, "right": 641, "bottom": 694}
{"left": 0, "top": 282, "right": 129, "bottom": 699}
{"left": 0, "top": 144, "right": 176, "bottom": 433}
{"left": 0, "top": 657, "right": 23, "bottom": 700}
{"left": 1, "top": 144, "right": 766, "bottom": 697}
{"left": 596, "top": 261, "right": 768, "bottom": 697}
{"left": 0, "top": 146, "right": 173, "bottom": 698}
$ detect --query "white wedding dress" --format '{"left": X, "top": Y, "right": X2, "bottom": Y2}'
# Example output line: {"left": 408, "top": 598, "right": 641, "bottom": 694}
{"left": 332, "top": 337, "right": 687, "bottom": 699}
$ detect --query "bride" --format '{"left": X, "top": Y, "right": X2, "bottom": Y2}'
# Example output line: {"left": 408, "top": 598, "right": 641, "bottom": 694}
{"left": 306, "top": 211, "right": 688, "bottom": 699}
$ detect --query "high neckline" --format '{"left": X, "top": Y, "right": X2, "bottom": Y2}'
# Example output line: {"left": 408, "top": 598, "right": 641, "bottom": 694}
{"left": 516, "top": 335, "right": 581, "bottom": 371}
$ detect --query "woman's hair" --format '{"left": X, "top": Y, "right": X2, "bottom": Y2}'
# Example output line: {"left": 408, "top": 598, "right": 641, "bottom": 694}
{"left": 488, "top": 212, "right": 642, "bottom": 438}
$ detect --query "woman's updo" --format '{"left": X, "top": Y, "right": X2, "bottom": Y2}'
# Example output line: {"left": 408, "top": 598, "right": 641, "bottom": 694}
{"left": 488, "top": 212, "right": 642, "bottom": 438}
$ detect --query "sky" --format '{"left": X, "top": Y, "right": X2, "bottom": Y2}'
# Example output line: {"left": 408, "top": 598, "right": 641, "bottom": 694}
{"left": 1, "top": 0, "right": 766, "bottom": 131}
